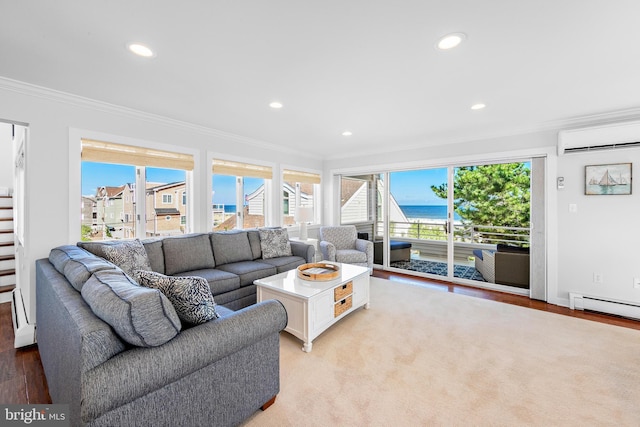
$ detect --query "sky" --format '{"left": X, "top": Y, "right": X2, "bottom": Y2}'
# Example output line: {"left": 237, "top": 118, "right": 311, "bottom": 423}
{"left": 389, "top": 168, "right": 448, "bottom": 205}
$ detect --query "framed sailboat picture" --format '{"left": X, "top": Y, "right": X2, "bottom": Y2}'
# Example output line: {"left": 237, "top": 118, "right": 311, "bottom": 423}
{"left": 585, "top": 163, "right": 632, "bottom": 195}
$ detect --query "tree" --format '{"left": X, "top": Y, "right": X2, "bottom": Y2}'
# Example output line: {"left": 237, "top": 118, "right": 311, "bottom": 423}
{"left": 80, "top": 225, "right": 93, "bottom": 241}
{"left": 430, "top": 163, "right": 530, "bottom": 229}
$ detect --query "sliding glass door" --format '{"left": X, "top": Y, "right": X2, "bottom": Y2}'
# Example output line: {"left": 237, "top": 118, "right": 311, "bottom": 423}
{"left": 387, "top": 168, "right": 452, "bottom": 277}
{"left": 451, "top": 162, "right": 531, "bottom": 287}
{"left": 339, "top": 159, "right": 538, "bottom": 294}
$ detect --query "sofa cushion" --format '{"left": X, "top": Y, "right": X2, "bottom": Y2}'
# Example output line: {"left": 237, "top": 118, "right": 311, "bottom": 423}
{"left": 102, "top": 239, "right": 153, "bottom": 278}
{"left": 163, "top": 234, "right": 215, "bottom": 275}
{"left": 135, "top": 271, "right": 220, "bottom": 325}
{"left": 81, "top": 270, "right": 181, "bottom": 347}
{"left": 258, "top": 228, "right": 292, "bottom": 259}
{"left": 49, "top": 245, "right": 94, "bottom": 273}
{"left": 246, "top": 229, "right": 262, "bottom": 260}
{"left": 210, "top": 231, "right": 253, "bottom": 265}
{"left": 62, "top": 257, "right": 118, "bottom": 292}
{"left": 216, "top": 261, "right": 277, "bottom": 286}
{"left": 173, "top": 268, "right": 240, "bottom": 295}
{"left": 259, "top": 256, "right": 306, "bottom": 273}
{"left": 141, "top": 238, "right": 165, "bottom": 274}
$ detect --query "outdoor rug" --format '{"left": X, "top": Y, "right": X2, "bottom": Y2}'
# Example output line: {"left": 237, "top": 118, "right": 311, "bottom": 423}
{"left": 390, "top": 259, "right": 486, "bottom": 281}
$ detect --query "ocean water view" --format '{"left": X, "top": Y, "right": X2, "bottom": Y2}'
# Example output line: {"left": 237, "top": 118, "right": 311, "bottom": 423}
{"left": 399, "top": 205, "right": 462, "bottom": 221}
{"left": 217, "top": 204, "right": 461, "bottom": 221}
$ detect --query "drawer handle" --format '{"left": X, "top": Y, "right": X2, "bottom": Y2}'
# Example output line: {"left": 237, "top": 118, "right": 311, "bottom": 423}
{"left": 339, "top": 299, "right": 346, "bottom": 305}
{"left": 342, "top": 284, "right": 347, "bottom": 290}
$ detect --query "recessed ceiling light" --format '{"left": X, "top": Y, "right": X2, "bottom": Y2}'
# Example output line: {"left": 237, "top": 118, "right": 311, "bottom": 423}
{"left": 436, "top": 33, "right": 466, "bottom": 50}
{"left": 471, "top": 103, "right": 486, "bottom": 110}
{"left": 128, "top": 43, "right": 155, "bottom": 58}
{"left": 342, "top": 131, "right": 353, "bottom": 136}
{"left": 269, "top": 101, "right": 283, "bottom": 109}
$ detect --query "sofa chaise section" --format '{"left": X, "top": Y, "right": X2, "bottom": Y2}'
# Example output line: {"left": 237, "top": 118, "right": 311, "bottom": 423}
{"left": 36, "top": 257, "right": 287, "bottom": 427}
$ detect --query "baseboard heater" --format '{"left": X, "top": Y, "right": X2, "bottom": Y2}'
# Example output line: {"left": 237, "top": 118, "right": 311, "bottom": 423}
{"left": 11, "top": 288, "right": 36, "bottom": 348}
{"left": 569, "top": 292, "right": 640, "bottom": 320}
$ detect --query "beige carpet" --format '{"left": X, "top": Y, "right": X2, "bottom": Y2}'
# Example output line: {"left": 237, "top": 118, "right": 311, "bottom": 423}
{"left": 243, "top": 277, "right": 640, "bottom": 426}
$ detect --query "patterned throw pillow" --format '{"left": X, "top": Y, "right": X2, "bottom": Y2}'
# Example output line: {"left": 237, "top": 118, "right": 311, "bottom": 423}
{"left": 258, "top": 228, "right": 292, "bottom": 259}
{"left": 135, "top": 270, "right": 220, "bottom": 325}
{"left": 102, "top": 239, "right": 153, "bottom": 278}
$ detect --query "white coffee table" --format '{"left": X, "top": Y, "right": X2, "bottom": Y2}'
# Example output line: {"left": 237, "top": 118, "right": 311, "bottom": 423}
{"left": 255, "top": 262, "right": 370, "bottom": 352}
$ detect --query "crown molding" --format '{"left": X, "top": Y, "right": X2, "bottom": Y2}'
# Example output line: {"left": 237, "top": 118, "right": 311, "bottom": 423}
{"left": 0, "top": 76, "right": 317, "bottom": 160}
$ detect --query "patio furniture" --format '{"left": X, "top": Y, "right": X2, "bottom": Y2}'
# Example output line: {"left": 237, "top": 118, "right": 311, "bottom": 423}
{"left": 373, "top": 240, "right": 412, "bottom": 264}
{"left": 473, "top": 244, "right": 530, "bottom": 288}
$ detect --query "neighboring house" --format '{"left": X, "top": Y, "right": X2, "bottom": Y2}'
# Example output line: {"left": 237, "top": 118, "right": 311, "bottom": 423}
{"left": 341, "top": 177, "right": 408, "bottom": 237}
{"left": 81, "top": 196, "right": 97, "bottom": 229}
{"left": 95, "top": 186, "right": 126, "bottom": 239}
{"left": 145, "top": 181, "right": 187, "bottom": 237}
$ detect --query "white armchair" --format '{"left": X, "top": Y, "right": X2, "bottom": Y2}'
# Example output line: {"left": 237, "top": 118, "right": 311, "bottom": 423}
{"left": 318, "top": 225, "right": 373, "bottom": 270}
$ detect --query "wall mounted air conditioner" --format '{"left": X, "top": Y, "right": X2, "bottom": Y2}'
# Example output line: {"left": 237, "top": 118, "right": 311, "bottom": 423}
{"left": 558, "top": 120, "right": 640, "bottom": 155}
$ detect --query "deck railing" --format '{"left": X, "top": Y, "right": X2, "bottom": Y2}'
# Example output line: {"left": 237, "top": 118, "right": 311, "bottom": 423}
{"left": 382, "top": 220, "right": 530, "bottom": 246}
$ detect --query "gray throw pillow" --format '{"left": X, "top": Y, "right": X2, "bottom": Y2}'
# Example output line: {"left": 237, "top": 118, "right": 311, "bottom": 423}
{"left": 101, "top": 239, "right": 152, "bottom": 278}
{"left": 210, "top": 231, "right": 253, "bottom": 265}
{"left": 259, "top": 228, "right": 292, "bottom": 259}
{"left": 135, "top": 270, "right": 219, "bottom": 325}
{"left": 162, "top": 234, "right": 215, "bottom": 275}
{"left": 81, "top": 270, "right": 181, "bottom": 347}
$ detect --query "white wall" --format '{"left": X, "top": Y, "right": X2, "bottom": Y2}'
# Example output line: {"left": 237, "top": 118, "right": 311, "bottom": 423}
{"left": 0, "top": 122, "right": 12, "bottom": 190}
{"left": 556, "top": 148, "right": 640, "bottom": 305}
{"left": 0, "top": 79, "right": 322, "bottom": 323}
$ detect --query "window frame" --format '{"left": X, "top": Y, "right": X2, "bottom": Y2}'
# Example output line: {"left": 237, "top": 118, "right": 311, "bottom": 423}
{"left": 70, "top": 128, "right": 199, "bottom": 242}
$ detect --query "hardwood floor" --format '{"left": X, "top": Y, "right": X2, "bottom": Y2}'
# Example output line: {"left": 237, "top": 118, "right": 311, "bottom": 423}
{"left": 0, "top": 301, "right": 51, "bottom": 404}
{"left": 1, "top": 272, "right": 638, "bottom": 405}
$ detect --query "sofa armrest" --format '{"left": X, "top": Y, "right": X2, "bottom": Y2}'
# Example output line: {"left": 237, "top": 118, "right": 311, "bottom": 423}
{"left": 289, "top": 240, "right": 315, "bottom": 263}
{"left": 319, "top": 241, "right": 336, "bottom": 262}
{"left": 494, "top": 252, "right": 530, "bottom": 288}
{"left": 82, "top": 300, "right": 287, "bottom": 423}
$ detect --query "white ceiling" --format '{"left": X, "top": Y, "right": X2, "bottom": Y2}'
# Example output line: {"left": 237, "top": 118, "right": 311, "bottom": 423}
{"left": 2, "top": 1, "right": 640, "bottom": 159}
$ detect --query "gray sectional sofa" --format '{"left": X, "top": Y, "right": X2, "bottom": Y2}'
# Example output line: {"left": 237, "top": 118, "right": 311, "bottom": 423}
{"left": 79, "top": 229, "right": 315, "bottom": 310}
{"left": 36, "top": 228, "right": 314, "bottom": 427}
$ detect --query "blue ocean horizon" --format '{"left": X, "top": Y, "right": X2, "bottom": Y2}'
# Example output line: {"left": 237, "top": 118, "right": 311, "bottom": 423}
{"left": 399, "top": 205, "right": 461, "bottom": 221}
{"left": 219, "top": 204, "right": 460, "bottom": 220}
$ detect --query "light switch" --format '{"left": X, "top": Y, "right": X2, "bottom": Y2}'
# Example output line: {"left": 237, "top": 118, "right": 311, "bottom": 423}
{"left": 569, "top": 203, "right": 577, "bottom": 213}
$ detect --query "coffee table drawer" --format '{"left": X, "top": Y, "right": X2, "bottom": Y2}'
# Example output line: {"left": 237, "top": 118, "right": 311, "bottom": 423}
{"left": 334, "top": 296, "right": 352, "bottom": 318}
{"left": 334, "top": 281, "right": 353, "bottom": 302}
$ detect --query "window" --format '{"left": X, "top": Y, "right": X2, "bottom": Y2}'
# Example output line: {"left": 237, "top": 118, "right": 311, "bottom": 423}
{"left": 340, "top": 176, "right": 372, "bottom": 224}
{"left": 212, "top": 159, "right": 272, "bottom": 230}
{"left": 182, "top": 191, "right": 186, "bottom": 206}
{"left": 282, "top": 169, "right": 320, "bottom": 227}
{"left": 180, "top": 215, "right": 186, "bottom": 225}
{"left": 81, "top": 139, "right": 193, "bottom": 240}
